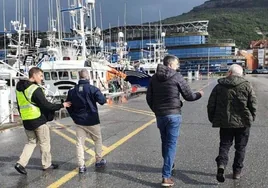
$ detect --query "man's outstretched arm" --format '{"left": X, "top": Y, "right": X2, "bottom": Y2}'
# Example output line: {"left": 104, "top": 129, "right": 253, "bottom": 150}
{"left": 177, "top": 74, "right": 203, "bottom": 101}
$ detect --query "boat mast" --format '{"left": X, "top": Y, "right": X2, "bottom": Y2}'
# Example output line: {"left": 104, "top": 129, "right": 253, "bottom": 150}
{"left": 84, "top": 0, "right": 96, "bottom": 59}
{"left": 3, "top": 0, "right": 6, "bottom": 60}
{"left": 141, "top": 8, "right": 143, "bottom": 59}
{"left": 56, "top": 0, "right": 62, "bottom": 57}
{"left": 78, "top": 0, "right": 86, "bottom": 60}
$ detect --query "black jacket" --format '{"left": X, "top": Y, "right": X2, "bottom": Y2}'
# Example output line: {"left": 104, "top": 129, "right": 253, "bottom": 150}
{"left": 16, "top": 80, "right": 63, "bottom": 130}
{"left": 146, "top": 64, "right": 202, "bottom": 116}
{"left": 66, "top": 80, "right": 106, "bottom": 126}
{"left": 207, "top": 75, "right": 257, "bottom": 128}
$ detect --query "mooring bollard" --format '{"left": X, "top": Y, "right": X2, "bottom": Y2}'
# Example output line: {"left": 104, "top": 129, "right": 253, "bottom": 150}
{"left": 195, "top": 71, "right": 199, "bottom": 80}
{"left": 187, "top": 71, "right": 192, "bottom": 82}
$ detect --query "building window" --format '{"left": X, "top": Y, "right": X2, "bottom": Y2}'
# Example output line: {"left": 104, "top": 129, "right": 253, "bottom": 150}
{"left": 90, "top": 71, "right": 93, "bottom": 80}
{"left": 70, "top": 71, "right": 78, "bottom": 80}
{"left": 59, "top": 71, "right": 69, "bottom": 80}
{"left": 44, "top": 72, "right": 51, "bottom": 80}
{"left": 51, "top": 72, "right": 58, "bottom": 80}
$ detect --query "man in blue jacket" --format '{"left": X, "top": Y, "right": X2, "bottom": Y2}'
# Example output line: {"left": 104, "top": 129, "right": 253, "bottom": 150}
{"left": 66, "top": 69, "right": 107, "bottom": 173}
{"left": 146, "top": 55, "right": 204, "bottom": 187}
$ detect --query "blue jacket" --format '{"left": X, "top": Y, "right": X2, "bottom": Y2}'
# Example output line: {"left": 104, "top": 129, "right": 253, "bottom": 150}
{"left": 66, "top": 80, "right": 106, "bottom": 126}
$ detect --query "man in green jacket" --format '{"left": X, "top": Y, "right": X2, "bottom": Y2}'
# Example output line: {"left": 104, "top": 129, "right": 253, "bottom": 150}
{"left": 207, "top": 64, "right": 257, "bottom": 182}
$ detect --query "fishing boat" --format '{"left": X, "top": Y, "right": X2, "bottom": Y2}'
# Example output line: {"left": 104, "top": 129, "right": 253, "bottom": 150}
{"left": 39, "top": 0, "right": 130, "bottom": 101}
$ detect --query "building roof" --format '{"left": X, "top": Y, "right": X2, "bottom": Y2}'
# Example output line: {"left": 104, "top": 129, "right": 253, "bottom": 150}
{"left": 103, "top": 20, "right": 209, "bottom": 35}
{"left": 250, "top": 40, "right": 268, "bottom": 48}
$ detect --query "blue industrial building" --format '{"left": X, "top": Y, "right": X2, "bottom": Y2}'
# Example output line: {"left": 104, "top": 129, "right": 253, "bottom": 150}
{"left": 103, "top": 20, "right": 246, "bottom": 75}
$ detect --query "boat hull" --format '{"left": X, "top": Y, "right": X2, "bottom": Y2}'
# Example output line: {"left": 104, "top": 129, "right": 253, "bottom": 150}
{"left": 124, "top": 70, "right": 151, "bottom": 88}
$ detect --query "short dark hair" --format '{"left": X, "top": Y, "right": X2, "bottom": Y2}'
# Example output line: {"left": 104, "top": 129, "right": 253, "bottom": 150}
{"left": 28, "top": 67, "right": 43, "bottom": 78}
{"left": 163, "top": 55, "right": 179, "bottom": 66}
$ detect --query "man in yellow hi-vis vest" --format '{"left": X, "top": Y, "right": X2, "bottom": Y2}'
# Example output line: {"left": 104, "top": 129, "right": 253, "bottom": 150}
{"left": 14, "top": 67, "right": 71, "bottom": 175}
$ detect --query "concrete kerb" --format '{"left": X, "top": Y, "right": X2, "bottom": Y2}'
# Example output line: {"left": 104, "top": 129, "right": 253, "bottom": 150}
{"left": 0, "top": 121, "right": 22, "bottom": 132}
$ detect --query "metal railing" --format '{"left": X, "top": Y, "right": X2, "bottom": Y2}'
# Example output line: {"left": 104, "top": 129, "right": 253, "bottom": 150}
{"left": 208, "top": 39, "right": 235, "bottom": 44}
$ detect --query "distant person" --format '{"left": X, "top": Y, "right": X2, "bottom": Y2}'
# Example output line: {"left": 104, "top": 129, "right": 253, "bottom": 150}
{"left": 146, "top": 55, "right": 204, "bottom": 187}
{"left": 15, "top": 67, "right": 71, "bottom": 175}
{"left": 207, "top": 64, "right": 257, "bottom": 182}
{"left": 66, "top": 69, "right": 107, "bottom": 173}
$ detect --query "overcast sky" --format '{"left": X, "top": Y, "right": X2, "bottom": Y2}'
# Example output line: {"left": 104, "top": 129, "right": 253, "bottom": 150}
{"left": 0, "top": 0, "right": 207, "bottom": 31}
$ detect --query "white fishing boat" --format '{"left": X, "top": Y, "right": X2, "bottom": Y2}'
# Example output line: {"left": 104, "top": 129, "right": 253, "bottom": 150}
{"left": 40, "top": 0, "right": 130, "bottom": 100}
{"left": 124, "top": 32, "right": 168, "bottom": 88}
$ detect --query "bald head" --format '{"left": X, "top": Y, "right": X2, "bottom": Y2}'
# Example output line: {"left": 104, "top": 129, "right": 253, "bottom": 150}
{"left": 79, "top": 69, "right": 89, "bottom": 80}
{"left": 228, "top": 64, "right": 243, "bottom": 77}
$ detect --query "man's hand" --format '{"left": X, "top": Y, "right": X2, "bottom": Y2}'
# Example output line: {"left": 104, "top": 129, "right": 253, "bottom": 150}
{"left": 199, "top": 90, "right": 204, "bottom": 96}
{"left": 63, "top": 101, "right": 71, "bottom": 108}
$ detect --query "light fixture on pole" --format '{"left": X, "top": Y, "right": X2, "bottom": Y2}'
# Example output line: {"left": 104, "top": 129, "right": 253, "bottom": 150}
{"left": 207, "top": 48, "right": 210, "bottom": 79}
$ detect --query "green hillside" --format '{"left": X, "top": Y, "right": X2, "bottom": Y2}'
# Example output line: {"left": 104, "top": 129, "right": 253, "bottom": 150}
{"left": 162, "top": 5, "right": 268, "bottom": 48}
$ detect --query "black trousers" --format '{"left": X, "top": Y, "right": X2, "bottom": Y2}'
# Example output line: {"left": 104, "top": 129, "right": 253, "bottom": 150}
{"left": 215, "top": 127, "right": 250, "bottom": 173}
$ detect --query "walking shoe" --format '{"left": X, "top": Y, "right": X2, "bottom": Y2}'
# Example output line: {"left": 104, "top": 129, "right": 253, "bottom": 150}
{"left": 233, "top": 172, "right": 241, "bottom": 180}
{"left": 216, "top": 165, "right": 225, "bottom": 183}
{"left": 79, "top": 165, "right": 87, "bottom": 173}
{"left": 161, "top": 178, "right": 174, "bottom": 187}
{"left": 15, "top": 163, "right": 27, "bottom": 175}
{"left": 95, "top": 159, "right": 107, "bottom": 168}
{"left": 43, "top": 164, "right": 59, "bottom": 171}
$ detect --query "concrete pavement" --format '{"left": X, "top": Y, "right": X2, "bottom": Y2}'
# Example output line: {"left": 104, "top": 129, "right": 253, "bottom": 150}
{"left": 0, "top": 75, "right": 267, "bottom": 188}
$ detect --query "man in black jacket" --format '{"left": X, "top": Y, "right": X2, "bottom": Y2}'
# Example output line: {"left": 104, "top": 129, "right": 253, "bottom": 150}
{"left": 15, "top": 67, "right": 71, "bottom": 175}
{"left": 207, "top": 64, "right": 257, "bottom": 182}
{"left": 66, "top": 69, "right": 107, "bottom": 173}
{"left": 146, "top": 55, "right": 203, "bottom": 187}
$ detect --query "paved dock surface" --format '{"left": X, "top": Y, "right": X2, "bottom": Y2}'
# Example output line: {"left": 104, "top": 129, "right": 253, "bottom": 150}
{"left": 0, "top": 75, "right": 267, "bottom": 188}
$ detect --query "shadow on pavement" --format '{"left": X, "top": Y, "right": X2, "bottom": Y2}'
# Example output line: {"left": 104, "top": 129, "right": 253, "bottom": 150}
{"left": 95, "top": 162, "right": 218, "bottom": 187}
{"left": 0, "top": 156, "right": 77, "bottom": 172}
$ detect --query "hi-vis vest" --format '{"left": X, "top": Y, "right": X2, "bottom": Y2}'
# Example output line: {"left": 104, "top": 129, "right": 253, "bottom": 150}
{"left": 16, "top": 84, "right": 41, "bottom": 120}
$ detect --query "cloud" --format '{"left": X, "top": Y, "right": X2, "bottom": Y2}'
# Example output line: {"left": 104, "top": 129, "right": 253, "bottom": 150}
{"left": 0, "top": 0, "right": 206, "bottom": 31}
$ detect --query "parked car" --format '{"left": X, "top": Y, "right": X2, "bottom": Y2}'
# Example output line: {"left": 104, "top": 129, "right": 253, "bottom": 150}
{"left": 261, "top": 69, "right": 268, "bottom": 74}
{"left": 252, "top": 69, "right": 268, "bottom": 74}
{"left": 252, "top": 69, "right": 259, "bottom": 74}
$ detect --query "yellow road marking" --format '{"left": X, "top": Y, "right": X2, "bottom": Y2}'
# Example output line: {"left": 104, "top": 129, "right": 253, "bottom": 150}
{"left": 51, "top": 128, "right": 95, "bottom": 157}
{"left": 47, "top": 118, "right": 156, "bottom": 188}
{"left": 109, "top": 80, "right": 216, "bottom": 115}
{"left": 105, "top": 118, "right": 156, "bottom": 151}
{"left": 53, "top": 121, "right": 108, "bottom": 151}
{"left": 47, "top": 80, "right": 215, "bottom": 188}
{"left": 200, "top": 80, "right": 216, "bottom": 90}
{"left": 113, "top": 105, "right": 154, "bottom": 115}
{"left": 109, "top": 105, "right": 154, "bottom": 117}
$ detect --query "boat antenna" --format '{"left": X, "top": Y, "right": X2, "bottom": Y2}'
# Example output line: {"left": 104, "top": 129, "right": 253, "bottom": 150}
{"left": 3, "top": 0, "right": 6, "bottom": 60}
{"left": 141, "top": 7, "right": 143, "bottom": 59}
{"left": 124, "top": 2, "right": 127, "bottom": 40}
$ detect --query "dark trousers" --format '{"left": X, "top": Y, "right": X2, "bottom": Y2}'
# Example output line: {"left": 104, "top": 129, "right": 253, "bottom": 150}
{"left": 216, "top": 127, "right": 250, "bottom": 173}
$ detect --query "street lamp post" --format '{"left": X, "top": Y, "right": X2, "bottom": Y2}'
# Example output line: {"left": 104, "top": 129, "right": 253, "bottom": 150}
{"left": 207, "top": 48, "right": 210, "bottom": 79}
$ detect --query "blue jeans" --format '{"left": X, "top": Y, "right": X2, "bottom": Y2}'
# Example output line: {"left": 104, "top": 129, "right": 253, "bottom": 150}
{"left": 156, "top": 114, "right": 182, "bottom": 178}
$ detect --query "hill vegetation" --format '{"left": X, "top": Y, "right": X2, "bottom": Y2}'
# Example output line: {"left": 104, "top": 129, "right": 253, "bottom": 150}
{"left": 162, "top": 0, "right": 268, "bottom": 48}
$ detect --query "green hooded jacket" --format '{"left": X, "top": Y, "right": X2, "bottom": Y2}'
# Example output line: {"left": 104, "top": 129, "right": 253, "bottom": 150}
{"left": 207, "top": 75, "right": 257, "bottom": 128}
